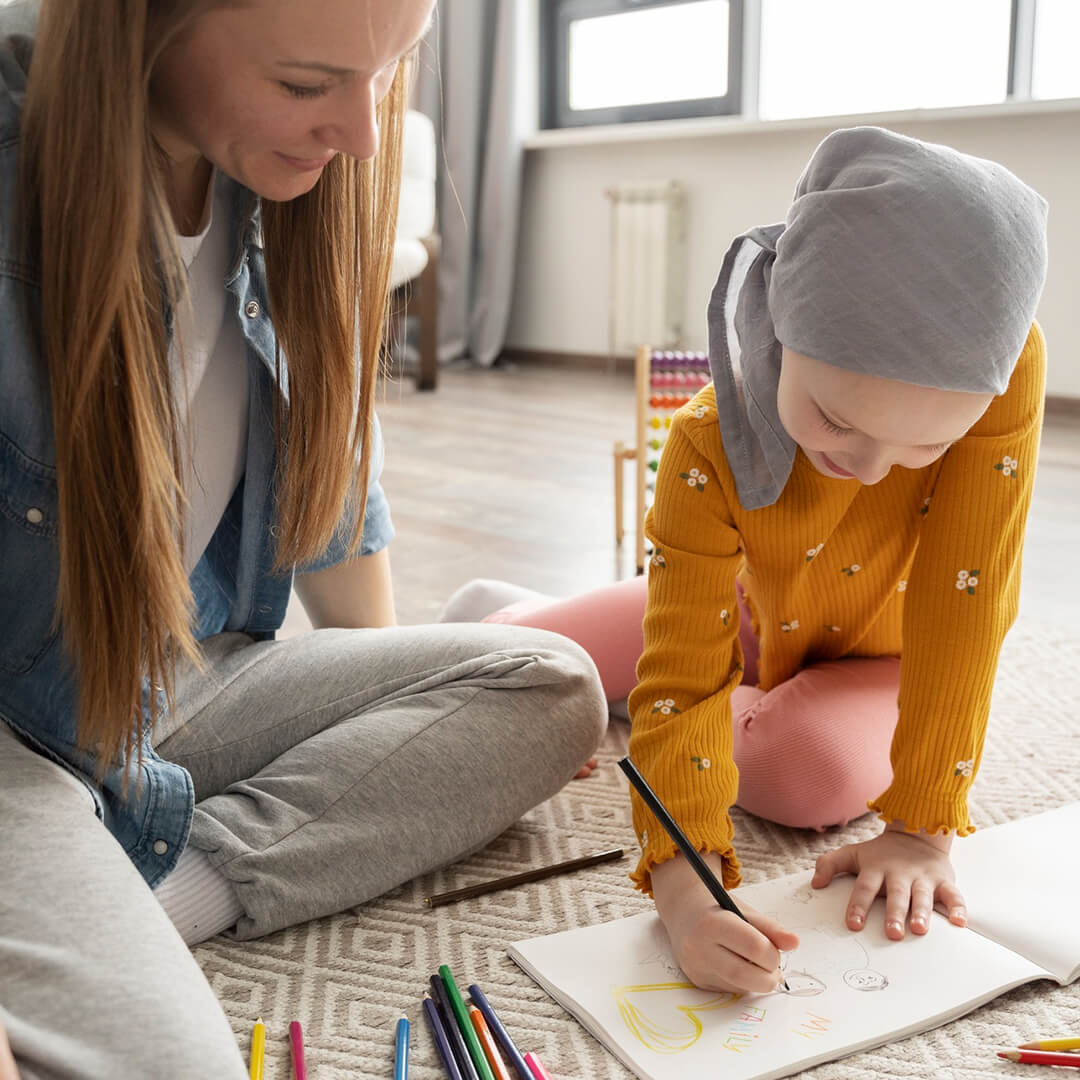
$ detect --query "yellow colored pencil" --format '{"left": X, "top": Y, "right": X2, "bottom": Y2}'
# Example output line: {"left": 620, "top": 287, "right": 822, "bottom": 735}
{"left": 249, "top": 1018, "right": 266, "bottom": 1080}
{"left": 1018, "top": 1037, "right": 1080, "bottom": 1052}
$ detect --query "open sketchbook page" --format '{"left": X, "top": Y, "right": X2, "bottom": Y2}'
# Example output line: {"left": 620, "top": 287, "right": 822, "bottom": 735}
{"left": 510, "top": 875, "right": 1045, "bottom": 1080}
{"left": 951, "top": 802, "right": 1080, "bottom": 983}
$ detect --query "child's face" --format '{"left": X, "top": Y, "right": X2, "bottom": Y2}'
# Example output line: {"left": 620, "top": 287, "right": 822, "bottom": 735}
{"left": 776, "top": 348, "right": 993, "bottom": 486}
{"left": 150, "top": 0, "right": 435, "bottom": 203}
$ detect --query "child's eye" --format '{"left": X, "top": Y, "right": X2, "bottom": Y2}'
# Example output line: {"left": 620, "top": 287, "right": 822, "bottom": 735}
{"left": 819, "top": 413, "right": 852, "bottom": 437}
{"left": 281, "top": 81, "right": 331, "bottom": 100}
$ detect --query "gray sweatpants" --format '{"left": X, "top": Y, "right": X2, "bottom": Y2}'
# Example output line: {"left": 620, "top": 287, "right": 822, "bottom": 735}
{"left": 0, "top": 622, "right": 606, "bottom": 1079}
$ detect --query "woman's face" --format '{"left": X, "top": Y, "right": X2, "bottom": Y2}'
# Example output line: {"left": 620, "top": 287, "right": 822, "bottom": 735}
{"left": 150, "top": 0, "right": 435, "bottom": 202}
{"left": 776, "top": 348, "right": 993, "bottom": 486}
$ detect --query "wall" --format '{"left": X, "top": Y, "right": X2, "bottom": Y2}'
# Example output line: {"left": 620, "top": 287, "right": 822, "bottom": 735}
{"left": 507, "top": 106, "right": 1080, "bottom": 398}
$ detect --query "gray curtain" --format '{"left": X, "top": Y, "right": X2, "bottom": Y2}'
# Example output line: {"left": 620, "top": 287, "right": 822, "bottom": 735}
{"left": 416, "top": 0, "right": 532, "bottom": 368}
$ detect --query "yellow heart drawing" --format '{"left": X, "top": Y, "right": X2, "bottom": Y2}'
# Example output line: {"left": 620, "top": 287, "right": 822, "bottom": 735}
{"left": 613, "top": 981, "right": 742, "bottom": 1054}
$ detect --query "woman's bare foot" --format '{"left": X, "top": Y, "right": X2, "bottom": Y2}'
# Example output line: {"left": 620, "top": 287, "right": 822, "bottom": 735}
{"left": 574, "top": 756, "right": 599, "bottom": 779}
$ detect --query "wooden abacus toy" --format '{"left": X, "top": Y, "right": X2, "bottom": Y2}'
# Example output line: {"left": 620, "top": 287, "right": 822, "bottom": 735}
{"left": 614, "top": 346, "right": 711, "bottom": 573}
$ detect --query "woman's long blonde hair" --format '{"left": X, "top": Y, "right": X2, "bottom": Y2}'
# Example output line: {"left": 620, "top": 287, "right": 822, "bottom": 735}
{"left": 19, "top": 0, "right": 407, "bottom": 776}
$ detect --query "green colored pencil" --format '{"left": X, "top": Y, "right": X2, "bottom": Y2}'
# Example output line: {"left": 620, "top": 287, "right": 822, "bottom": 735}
{"left": 438, "top": 964, "right": 495, "bottom": 1080}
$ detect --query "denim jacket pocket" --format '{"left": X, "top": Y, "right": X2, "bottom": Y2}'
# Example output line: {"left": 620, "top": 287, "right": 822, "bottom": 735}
{"left": 0, "top": 428, "right": 60, "bottom": 673}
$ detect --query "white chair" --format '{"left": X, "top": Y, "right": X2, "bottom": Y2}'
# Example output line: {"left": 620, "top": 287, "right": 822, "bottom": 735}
{"left": 390, "top": 109, "right": 440, "bottom": 390}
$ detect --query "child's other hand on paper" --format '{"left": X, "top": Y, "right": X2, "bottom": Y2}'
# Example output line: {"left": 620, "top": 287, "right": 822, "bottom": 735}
{"left": 651, "top": 851, "right": 799, "bottom": 993}
{"left": 810, "top": 820, "right": 967, "bottom": 940}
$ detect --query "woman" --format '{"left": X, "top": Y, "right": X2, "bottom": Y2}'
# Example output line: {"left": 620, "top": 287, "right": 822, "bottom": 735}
{"left": 0, "top": 2, "right": 606, "bottom": 1075}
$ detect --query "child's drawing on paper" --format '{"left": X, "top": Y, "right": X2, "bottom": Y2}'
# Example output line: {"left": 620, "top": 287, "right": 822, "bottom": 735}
{"left": 776, "top": 929, "right": 888, "bottom": 995}
{"left": 613, "top": 982, "right": 741, "bottom": 1054}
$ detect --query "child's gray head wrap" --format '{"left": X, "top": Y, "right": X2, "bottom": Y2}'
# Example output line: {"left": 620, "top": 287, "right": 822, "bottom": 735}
{"left": 707, "top": 126, "right": 1048, "bottom": 509}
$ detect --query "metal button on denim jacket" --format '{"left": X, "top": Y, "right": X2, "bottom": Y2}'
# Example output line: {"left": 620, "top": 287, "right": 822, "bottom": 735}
{"left": 0, "top": 32, "right": 394, "bottom": 886}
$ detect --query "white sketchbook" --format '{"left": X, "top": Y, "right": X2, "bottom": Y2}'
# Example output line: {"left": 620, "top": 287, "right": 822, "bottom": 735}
{"left": 509, "top": 803, "right": 1080, "bottom": 1080}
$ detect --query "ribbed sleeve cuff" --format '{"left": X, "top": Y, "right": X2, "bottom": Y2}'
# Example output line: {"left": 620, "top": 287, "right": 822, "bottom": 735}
{"left": 868, "top": 783, "right": 976, "bottom": 837}
{"left": 629, "top": 834, "right": 742, "bottom": 897}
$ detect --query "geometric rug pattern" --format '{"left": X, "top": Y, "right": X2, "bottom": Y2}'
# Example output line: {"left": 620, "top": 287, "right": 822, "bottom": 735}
{"left": 193, "top": 616, "right": 1080, "bottom": 1078}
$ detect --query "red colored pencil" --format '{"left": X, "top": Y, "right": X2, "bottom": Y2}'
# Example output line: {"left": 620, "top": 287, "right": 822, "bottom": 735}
{"left": 998, "top": 1049, "right": 1080, "bottom": 1067}
{"left": 290, "top": 1021, "right": 308, "bottom": 1080}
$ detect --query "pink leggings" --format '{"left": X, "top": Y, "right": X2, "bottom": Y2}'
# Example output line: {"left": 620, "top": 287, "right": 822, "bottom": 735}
{"left": 483, "top": 575, "right": 898, "bottom": 830}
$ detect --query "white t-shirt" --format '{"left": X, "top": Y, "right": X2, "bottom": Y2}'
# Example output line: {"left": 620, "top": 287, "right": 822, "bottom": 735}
{"left": 170, "top": 175, "right": 249, "bottom": 574}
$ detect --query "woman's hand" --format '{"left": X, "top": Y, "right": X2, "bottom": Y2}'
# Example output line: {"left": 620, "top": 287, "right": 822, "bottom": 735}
{"left": 652, "top": 852, "right": 799, "bottom": 993}
{"left": 0, "top": 1018, "right": 19, "bottom": 1080}
{"left": 811, "top": 821, "right": 967, "bottom": 939}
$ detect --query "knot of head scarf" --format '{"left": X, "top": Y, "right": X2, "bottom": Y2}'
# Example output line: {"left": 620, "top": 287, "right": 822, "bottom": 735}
{"left": 707, "top": 125, "right": 1048, "bottom": 510}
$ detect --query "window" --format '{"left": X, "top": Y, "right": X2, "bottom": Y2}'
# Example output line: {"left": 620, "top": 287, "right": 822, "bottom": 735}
{"left": 541, "top": 0, "right": 1079, "bottom": 130}
{"left": 541, "top": 0, "right": 743, "bottom": 128}
{"left": 758, "top": 0, "right": 1012, "bottom": 121}
{"left": 1031, "top": 0, "right": 1080, "bottom": 100}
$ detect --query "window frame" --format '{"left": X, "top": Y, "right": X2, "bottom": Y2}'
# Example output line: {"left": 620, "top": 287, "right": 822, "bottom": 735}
{"left": 540, "top": 0, "right": 1062, "bottom": 131}
{"left": 541, "top": 0, "right": 744, "bottom": 129}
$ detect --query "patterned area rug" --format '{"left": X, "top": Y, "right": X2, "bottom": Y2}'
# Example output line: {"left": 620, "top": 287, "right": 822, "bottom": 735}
{"left": 193, "top": 616, "right": 1080, "bottom": 1079}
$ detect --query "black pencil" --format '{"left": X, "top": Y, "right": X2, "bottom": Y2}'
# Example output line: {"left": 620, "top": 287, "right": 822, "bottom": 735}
{"left": 423, "top": 848, "right": 625, "bottom": 908}
{"left": 617, "top": 755, "right": 789, "bottom": 991}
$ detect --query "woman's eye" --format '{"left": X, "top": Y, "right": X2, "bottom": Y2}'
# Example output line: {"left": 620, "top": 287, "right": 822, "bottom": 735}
{"left": 281, "top": 82, "right": 331, "bottom": 100}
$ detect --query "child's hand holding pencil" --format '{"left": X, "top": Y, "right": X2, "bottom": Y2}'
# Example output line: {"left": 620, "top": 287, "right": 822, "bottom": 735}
{"left": 620, "top": 757, "right": 798, "bottom": 995}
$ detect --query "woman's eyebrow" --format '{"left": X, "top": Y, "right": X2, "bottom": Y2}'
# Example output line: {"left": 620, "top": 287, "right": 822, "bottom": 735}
{"left": 277, "top": 59, "right": 354, "bottom": 77}
{"left": 276, "top": 14, "right": 433, "bottom": 79}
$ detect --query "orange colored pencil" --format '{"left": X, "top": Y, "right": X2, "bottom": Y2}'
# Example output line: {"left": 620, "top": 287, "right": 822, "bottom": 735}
{"left": 468, "top": 1006, "right": 513, "bottom": 1080}
{"left": 1017, "top": 1038, "right": 1080, "bottom": 1052}
{"left": 998, "top": 1049, "right": 1080, "bottom": 1068}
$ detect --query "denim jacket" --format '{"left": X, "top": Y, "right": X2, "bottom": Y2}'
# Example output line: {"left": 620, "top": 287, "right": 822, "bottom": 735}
{"left": 0, "top": 30, "right": 394, "bottom": 886}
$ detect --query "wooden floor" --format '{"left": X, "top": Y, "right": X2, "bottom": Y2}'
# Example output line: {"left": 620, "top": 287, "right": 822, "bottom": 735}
{"left": 283, "top": 361, "right": 1079, "bottom": 633}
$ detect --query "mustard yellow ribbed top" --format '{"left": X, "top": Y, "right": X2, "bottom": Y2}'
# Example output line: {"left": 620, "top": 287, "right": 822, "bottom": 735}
{"left": 628, "top": 324, "right": 1046, "bottom": 893}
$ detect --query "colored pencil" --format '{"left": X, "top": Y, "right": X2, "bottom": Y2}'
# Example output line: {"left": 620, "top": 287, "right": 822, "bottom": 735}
{"left": 423, "top": 995, "right": 465, "bottom": 1080}
{"left": 617, "top": 756, "right": 790, "bottom": 991}
{"left": 468, "top": 1006, "right": 513, "bottom": 1080}
{"left": 430, "top": 975, "right": 480, "bottom": 1080}
{"left": 1018, "top": 1038, "right": 1080, "bottom": 1051}
{"left": 467, "top": 984, "right": 531, "bottom": 1080}
{"left": 424, "top": 849, "right": 624, "bottom": 908}
{"left": 439, "top": 964, "right": 496, "bottom": 1080}
{"left": 998, "top": 1049, "right": 1080, "bottom": 1067}
{"left": 248, "top": 1018, "right": 265, "bottom": 1080}
{"left": 395, "top": 1016, "right": 410, "bottom": 1080}
{"left": 289, "top": 1020, "right": 307, "bottom": 1080}
{"left": 523, "top": 1051, "right": 555, "bottom": 1080}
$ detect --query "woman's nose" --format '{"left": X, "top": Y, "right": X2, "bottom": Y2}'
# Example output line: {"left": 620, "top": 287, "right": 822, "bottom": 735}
{"left": 318, "top": 81, "right": 380, "bottom": 161}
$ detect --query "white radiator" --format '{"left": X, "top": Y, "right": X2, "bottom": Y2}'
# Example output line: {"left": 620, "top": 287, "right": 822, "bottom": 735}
{"left": 605, "top": 181, "right": 687, "bottom": 354}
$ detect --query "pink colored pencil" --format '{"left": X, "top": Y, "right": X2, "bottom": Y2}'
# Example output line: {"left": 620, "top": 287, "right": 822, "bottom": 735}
{"left": 523, "top": 1052, "right": 554, "bottom": 1080}
{"left": 998, "top": 1048, "right": 1080, "bottom": 1068}
{"left": 290, "top": 1021, "right": 308, "bottom": 1080}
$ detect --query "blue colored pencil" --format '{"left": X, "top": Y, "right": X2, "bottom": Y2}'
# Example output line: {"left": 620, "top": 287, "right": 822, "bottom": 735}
{"left": 395, "top": 1016, "right": 410, "bottom": 1080}
{"left": 467, "top": 985, "right": 531, "bottom": 1080}
{"left": 423, "top": 995, "right": 465, "bottom": 1080}
{"left": 430, "top": 975, "right": 481, "bottom": 1080}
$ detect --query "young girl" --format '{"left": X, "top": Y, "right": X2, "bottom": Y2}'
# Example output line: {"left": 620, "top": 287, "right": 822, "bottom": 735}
{"left": 445, "top": 126, "right": 1048, "bottom": 995}
{"left": 0, "top": 2, "right": 606, "bottom": 1075}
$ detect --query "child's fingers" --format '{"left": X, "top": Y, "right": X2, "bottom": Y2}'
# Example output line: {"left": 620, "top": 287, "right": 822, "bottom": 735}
{"left": 907, "top": 879, "right": 935, "bottom": 934}
{"left": 936, "top": 880, "right": 967, "bottom": 926}
{"left": 811, "top": 843, "right": 858, "bottom": 888}
{"left": 882, "top": 875, "right": 913, "bottom": 939}
{"left": 745, "top": 907, "right": 800, "bottom": 953}
{"left": 680, "top": 915, "right": 787, "bottom": 994}
{"left": 844, "top": 869, "right": 885, "bottom": 930}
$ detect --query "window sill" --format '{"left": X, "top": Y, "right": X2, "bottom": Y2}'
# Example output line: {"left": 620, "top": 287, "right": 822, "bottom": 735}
{"left": 523, "top": 96, "right": 1080, "bottom": 150}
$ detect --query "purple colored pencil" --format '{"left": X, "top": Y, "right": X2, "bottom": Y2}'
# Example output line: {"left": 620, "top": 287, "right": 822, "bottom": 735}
{"left": 430, "top": 974, "right": 481, "bottom": 1080}
{"left": 424, "top": 996, "right": 465, "bottom": 1080}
